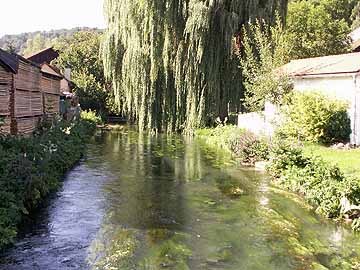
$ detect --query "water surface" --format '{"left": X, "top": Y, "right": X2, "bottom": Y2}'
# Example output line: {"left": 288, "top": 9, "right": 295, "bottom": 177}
{"left": 1, "top": 130, "right": 360, "bottom": 270}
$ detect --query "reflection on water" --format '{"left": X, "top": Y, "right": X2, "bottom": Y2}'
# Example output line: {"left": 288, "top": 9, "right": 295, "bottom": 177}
{"left": 1, "top": 129, "right": 360, "bottom": 270}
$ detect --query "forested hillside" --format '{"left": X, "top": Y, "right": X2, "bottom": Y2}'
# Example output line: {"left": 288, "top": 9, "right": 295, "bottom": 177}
{"left": 0, "top": 27, "right": 102, "bottom": 55}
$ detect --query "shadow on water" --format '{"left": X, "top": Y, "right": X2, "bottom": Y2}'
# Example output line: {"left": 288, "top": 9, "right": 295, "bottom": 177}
{"left": 1, "top": 129, "right": 360, "bottom": 270}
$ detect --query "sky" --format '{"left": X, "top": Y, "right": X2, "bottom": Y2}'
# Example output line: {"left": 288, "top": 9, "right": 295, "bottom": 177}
{"left": 0, "top": 0, "right": 106, "bottom": 37}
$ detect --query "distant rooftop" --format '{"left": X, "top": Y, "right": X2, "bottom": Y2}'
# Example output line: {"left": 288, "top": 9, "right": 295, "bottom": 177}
{"left": 280, "top": 52, "right": 360, "bottom": 77}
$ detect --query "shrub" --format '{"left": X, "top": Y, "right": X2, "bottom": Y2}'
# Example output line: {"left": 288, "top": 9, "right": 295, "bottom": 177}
{"left": 267, "top": 140, "right": 307, "bottom": 177}
{"left": 81, "top": 109, "right": 103, "bottom": 125}
{"left": 232, "top": 134, "right": 269, "bottom": 164}
{"left": 279, "top": 91, "right": 351, "bottom": 144}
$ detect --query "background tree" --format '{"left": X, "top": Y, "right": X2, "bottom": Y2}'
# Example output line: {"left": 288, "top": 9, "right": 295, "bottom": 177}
{"left": 286, "top": 0, "right": 352, "bottom": 59}
{"left": 102, "top": 0, "right": 288, "bottom": 132}
{"left": 241, "top": 17, "right": 293, "bottom": 111}
{"left": 22, "top": 33, "right": 52, "bottom": 56}
{"left": 54, "top": 31, "right": 118, "bottom": 116}
{"left": 0, "top": 27, "right": 101, "bottom": 55}
{"left": 4, "top": 40, "right": 17, "bottom": 54}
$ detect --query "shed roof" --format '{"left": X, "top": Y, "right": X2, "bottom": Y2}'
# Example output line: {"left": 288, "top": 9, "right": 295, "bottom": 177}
{"left": 26, "top": 47, "right": 59, "bottom": 65}
{"left": 280, "top": 52, "right": 360, "bottom": 77}
{"left": 0, "top": 48, "right": 19, "bottom": 73}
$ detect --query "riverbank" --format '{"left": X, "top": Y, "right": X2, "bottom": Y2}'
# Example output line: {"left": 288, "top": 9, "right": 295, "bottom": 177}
{"left": 0, "top": 119, "right": 96, "bottom": 250}
{"left": 195, "top": 126, "right": 360, "bottom": 231}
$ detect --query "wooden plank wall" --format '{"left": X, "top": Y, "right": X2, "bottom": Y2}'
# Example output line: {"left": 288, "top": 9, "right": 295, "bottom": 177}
{"left": 42, "top": 76, "right": 60, "bottom": 95}
{"left": 44, "top": 94, "right": 60, "bottom": 115}
{"left": 12, "top": 60, "right": 42, "bottom": 135}
{"left": 15, "top": 116, "right": 41, "bottom": 135}
{"left": 14, "top": 60, "right": 42, "bottom": 117}
{"left": 0, "top": 65, "right": 11, "bottom": 116}
{"left": 42, "top": 76, "right": 61, "bottom": 117}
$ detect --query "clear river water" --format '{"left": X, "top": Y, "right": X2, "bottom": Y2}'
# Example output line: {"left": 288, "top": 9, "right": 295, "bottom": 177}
{"left": 1, "top": 129, "right": 360, "bottom": 270}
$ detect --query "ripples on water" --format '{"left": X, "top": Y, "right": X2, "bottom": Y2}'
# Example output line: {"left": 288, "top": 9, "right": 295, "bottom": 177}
{"left": 1, "top": 129, "right": 360, "bottom": 270}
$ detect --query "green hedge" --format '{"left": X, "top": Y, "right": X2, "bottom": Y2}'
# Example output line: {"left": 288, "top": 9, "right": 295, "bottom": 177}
{"left": 0, "top": 119, "right": 96, "bottom": 250}
{"left": 279, "top": 92, "right": 351, "bottom": 144}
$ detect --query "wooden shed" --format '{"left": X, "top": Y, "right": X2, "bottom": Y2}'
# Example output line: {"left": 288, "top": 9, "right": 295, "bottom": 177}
{"left": 0, "top": 48, "right": 43, "bottom": 135}
{"left": 40, "top": 64, "right": 62, "bottom": 118}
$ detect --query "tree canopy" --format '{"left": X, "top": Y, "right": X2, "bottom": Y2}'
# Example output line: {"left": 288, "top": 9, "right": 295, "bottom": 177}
{"left": 286, "top": 0, "right": 358, "bottom": 59}
{"left": 54, "top": 32, "right": 117, "bottom": 116}
{"left": 241, "top": 17, "right": 293, "bottom": 111}
{"left": 103, "top": 0, "right": 288, "bottom": 132}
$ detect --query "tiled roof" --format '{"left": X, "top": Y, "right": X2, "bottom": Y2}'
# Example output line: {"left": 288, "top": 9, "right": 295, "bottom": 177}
{"left": 0, "top": 48, "right": 19, "bottom": 73}
{"left": 279, "top": 52, "right": 360, "bottom": 77}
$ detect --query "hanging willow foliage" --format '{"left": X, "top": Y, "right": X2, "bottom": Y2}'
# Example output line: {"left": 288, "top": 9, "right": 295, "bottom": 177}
{"left": 103, "top": 0, "right": 288, "bottom": 132}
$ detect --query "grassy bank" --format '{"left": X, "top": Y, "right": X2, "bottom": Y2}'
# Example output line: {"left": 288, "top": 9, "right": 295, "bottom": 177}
{"left": 303, "top": 143, "right": 360, "bottom": 178}
{"left": 196, "top": 125, "right": 360, "bottom": 231}
{"left": 0, "top": 119, "right": 96, "bottom": 250}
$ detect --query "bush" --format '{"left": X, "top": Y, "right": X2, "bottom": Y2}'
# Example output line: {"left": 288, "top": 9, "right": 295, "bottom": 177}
{"left": 81, "top": 109, "right": 103, "bottom": 125}
{"left": 267, "top": 140, "right": 307, "bottom": 177}
{"left": 279, "top": 92, "right": 351, "bottom": 144}
{"left": 233, "top": 134, "right": 269, "bottom": 164}
{"left": 195, "top": 125, "right": 269, "bottom": 164}
{"left": 0, "top": 119, "right": 96, "bottom": 250}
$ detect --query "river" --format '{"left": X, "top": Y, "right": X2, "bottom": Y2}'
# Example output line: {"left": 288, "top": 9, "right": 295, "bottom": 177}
{"left": 1, "top": 129, "right": 360, "bottom": 270}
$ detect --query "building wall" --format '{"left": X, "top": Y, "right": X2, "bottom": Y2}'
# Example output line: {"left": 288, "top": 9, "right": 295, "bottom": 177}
{"left": 292, "top": 76, "right": 355, "bottom": 103}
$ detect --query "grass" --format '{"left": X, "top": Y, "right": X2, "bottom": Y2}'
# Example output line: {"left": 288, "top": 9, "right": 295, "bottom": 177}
{"left": 303, "top": 143, "right": 360, "bottom": 178}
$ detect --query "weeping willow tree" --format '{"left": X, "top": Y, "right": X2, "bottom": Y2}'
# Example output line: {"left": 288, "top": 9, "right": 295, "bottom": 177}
{"left": 103, "top": 0, "right": 288, "bottom": 132}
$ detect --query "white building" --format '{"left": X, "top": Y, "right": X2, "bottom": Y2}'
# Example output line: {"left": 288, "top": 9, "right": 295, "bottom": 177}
{"left": 280, "top": 52, "right": 360, "bottom": 145}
